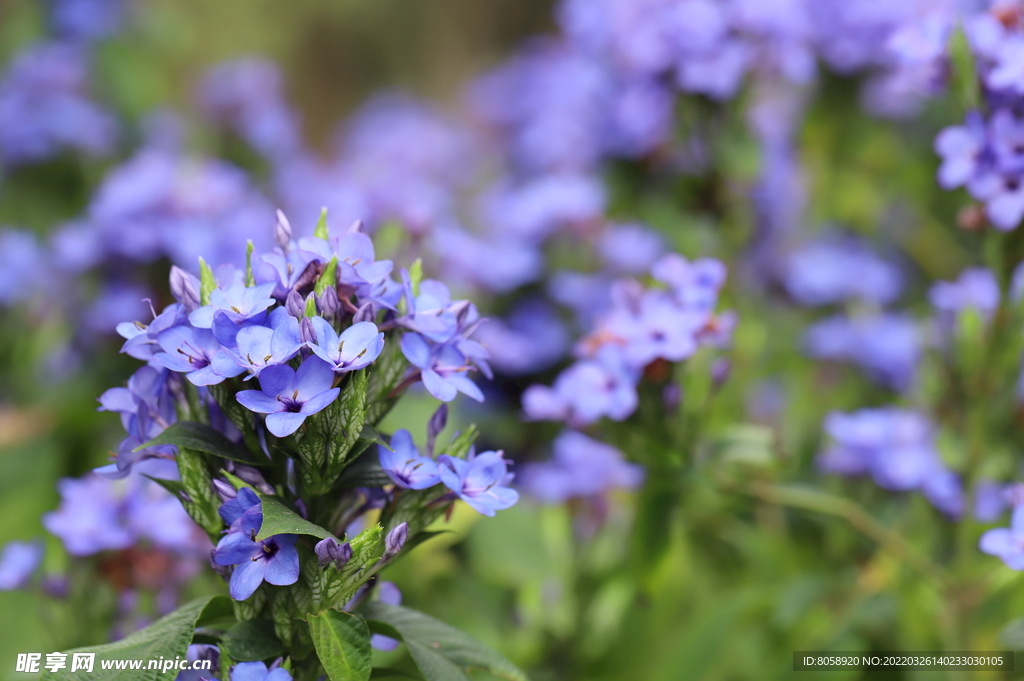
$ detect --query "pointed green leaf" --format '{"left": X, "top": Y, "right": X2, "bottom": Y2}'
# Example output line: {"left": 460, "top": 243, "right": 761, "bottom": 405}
{"left": 329, "top": 369, "right": 368, "bottom": 475}
{"left": 437, "top": 424, "right": 478, "bottom": 460}
{"left": 314, "top": 207, "right": 330, "bottom": 240}
{"left": 362, "top": 603, "right": 528, "bottom": 681}
{"left": 255, "top": 493, "right": 337, "bottom": 541}
{"left": 136, "top": 421, "right": 261, "bottom": 464}
{"left": 199, "top": 257, "right": 216, "bottom": 306}
{"left": 41, "top": 596, "right": 230, "bottom": 681}
{"left": 308, "top": 610, "right": 372, "bottom": 681}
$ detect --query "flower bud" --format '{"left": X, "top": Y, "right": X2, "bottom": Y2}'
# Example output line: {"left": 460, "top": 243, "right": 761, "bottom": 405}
{"left": 315, "top": 538, "right": 340, "bottom": 568}
{"left": 299, "top": 316, "right": 316, "bottom": 345}
{"left": 347, "top": 219, "right": 365, "bottom": 234}
{"left": 212, "top": 479, "right": 237, "bottom": 502}
{"left": 383, "top": 523, "right": 408, "bottom": 561}
{"left": 169, "top": 266, "right": 200, "bottom": 312}
{"left": 318, "top": 287, "right": 341, "bottom": 322}
{"left": 286, "top": 290, "right": 305, "bottom": 319}
{"left": 336, "top": 542, "right": 353, "bottom": 569}
{"left": 275, "top": 210, "right": 292, "bottom": 250}
{"left": 353, "top": 301, "right": 375, "bottom": 324}
{"left": 227, "top": 462, "right": 274, "bottom": 495}
{"left": 427, "top": 403, "right": 448, "bottom": 456}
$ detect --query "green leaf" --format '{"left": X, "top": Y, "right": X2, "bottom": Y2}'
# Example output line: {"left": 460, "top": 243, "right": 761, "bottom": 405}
{"left": 255, "top": 493, "right": 337, "bottom": 541}
{"left": 308, "top": 610, "right": 372, "bottom": 681}
{"left": 362, "top": 603, "right": 528, "bottom": 681}
{"left": 245, "top": 240, "right": 256, "bottom": 287}
{"left": 314, "top": 207, "right": 330, "bottom": 239}
{"left": 316, "top": 256, "right": 338, "bottom": 296}
{"left": 136, "top": 421, "right": 260, "bottom": 464}
{"left": 306, "top": 294, "right": 318, "bottom": 318}
{"left": 41, "top": 596, "right": 230, "bottom": 681}
{"left": 176, "top": 447, "right": 223, "bottom": 538}
{"left": 199, "top": 257, "right": 216, "bottom": 307}
{"left": 370, "top": 669, "right": 422, "bottom": 680}
{"left": 330, "top": 369, "right": 368, "bottom": 474}
{"left": 437, "top": 424, "right": 478, "bottom": 460}
{"left": 220, "top": 618, "right": 286, "bottom": 661}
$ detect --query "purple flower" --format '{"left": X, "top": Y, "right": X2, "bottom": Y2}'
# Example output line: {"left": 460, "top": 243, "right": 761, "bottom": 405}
{"left": 980, "top": 506, "right": 1024, "bottom": 570}
{"left": 473, "top": 301, "right": 569, "bottom": 376}
{"left": 0, "top": 541, "right": 43, "bottom": 590}
{"left": 819, "top": 408, "right": 960, "bottom": 517}
{"left": 805, "top": 313, "right": 920, "bottom": 391}
{"left": 154, "top": 325, "right": 243, "bottom": 386}
{"left": 307, "top": 318, "right": 385, "bottom": 373}
{"left": 212, "top": 501, "right": 300, "bottom": 601}
{"left": 400, "top": 333, "right": 485, "bottom": 403}
{"left": 519, "top": 431, "right": 644, "bottom": 503}
{"left": 229, "top": 313, "right": 303, "bottom": 379}
{"left": 929, "top": 267, "right": 1000, "bottom": 320}
{"left": 782, "top": 236, "right": 903, "bottom": 305}
{"left": 235, "top": 358, "right": 340, "bottom": 437}
{"left": 189, "top": 282, "right": 277, "bottom": 329}
{"left": 379, "top": 430, "right": 441, "bottom": 490}
{"left": 229, "top": 660, "right": 292, "bottom": 681}
{"left": 437, "top": 450, "right": 518, "bottom": 517}
{"left": 522, "top": 347, "right": 638, "bottom": 426}
{"left": 597, "top": 223, "right": 665, "bottom": 274}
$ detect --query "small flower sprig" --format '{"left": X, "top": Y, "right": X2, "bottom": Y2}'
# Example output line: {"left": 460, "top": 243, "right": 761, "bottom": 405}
{"left": 68, "top": 210, "right": 526, "bottom": 681}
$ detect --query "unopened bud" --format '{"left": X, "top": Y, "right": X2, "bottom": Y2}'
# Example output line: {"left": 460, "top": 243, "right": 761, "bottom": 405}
{"left": 336, "top": 542, "right": 353, "bottom": 569}
{"left": 318, "top": 287, "right": 341, "bottom": 322}
{"left": 427, "top": 404, "right": 448, "bottom": 456}
{"left": 299, "top": 316, "right": 316, "bottom": 345}
{"left": 169, "top": 266, "right": 201, "bottom": 312}
{"left": 352, "top": 301, "right": 375, "bottom": 324}
{"left": 315, "top": 538, "right": 340, "bottom": 568}
{"left": 293, "top": 260, "right": 321, "bottom": 296}
{"left": 228, "top": 463, "right": 274, "bottom": 495}
{"left": 383, "top": 522, "right": 408, "bottom": 561}
{"left": 711, "top": 358, "right": 731, "bottom": 390}
{"left": 347, "top": 219, "right": 364, "bottom": 234}
{"left": 286, "top": 290, "right": 305, "bottom": 319}
{"left": 212, "top": 479, "right": 237, "bottom": 502}
{"left": 275, "top": 210, "right": 293, "bottom": 249}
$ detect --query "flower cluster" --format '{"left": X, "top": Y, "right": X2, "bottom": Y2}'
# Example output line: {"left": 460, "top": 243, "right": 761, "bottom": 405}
{"left": 930, "top": 4, "right": 1024, "bottom": 230}
{"left": 818, "top": 408, "right": 962, "bottom": 518}
{"left": 379, "top": 426, "right": 518, "bottom": 517}
{"left": 523, "top": 253, "right": 731, "bottom": 427}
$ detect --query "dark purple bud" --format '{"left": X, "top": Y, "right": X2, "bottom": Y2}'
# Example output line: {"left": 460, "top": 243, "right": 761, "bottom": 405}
{"left": 293, "top": 260, "right": 321, "bottom": 296}
{"left": 178, "top": 490, "right": 193, "bottom": 504}
{"left": 299, "top": 317, "right": 316, "bottom": 345}
{"left": 268, "top": 658, "right": 283, "bottom": 672}
{"left": 228, "top": 463, "right": 274, "bottom": 495}
{"left": 286, "top": 290, "right": 305, "bottom": 319}
{"left": 711, "top": 358, "right": 731, "bottom": 390}
{"left": 336, "top": 542, "right": 353, "bottom": 569}
{"left": 169, "top": 266, "right": 200, "bottom": 312}
{"left": 427, "top": 404, "right": 448, "bottom": 456}
{"left": 315, "top": 538, "right": 340, "bottom": 568}
{"left": 212, "top": 479, "right": 237, "bottom": 502}
{"left": 383, "top": 523, "right": 408, "bottom": 561}
{"left": 352, "top": 301, "right": 375, "bottom": 324}
{"left": 295, "top": 498, "right": 308, "bottom": 519}
{"left": 275, "top": 210, "right": 292, "bottom": 250}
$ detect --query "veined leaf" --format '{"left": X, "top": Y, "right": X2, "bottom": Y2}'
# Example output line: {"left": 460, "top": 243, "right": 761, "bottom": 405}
{"left": 136, "top": 421, "right": 260, "bottom": 465}
{"left": 255, "top": 493, "right": 337, "bottom": 542}
{"left": 308, "top": 610, "right": 372, "bottom": 681}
